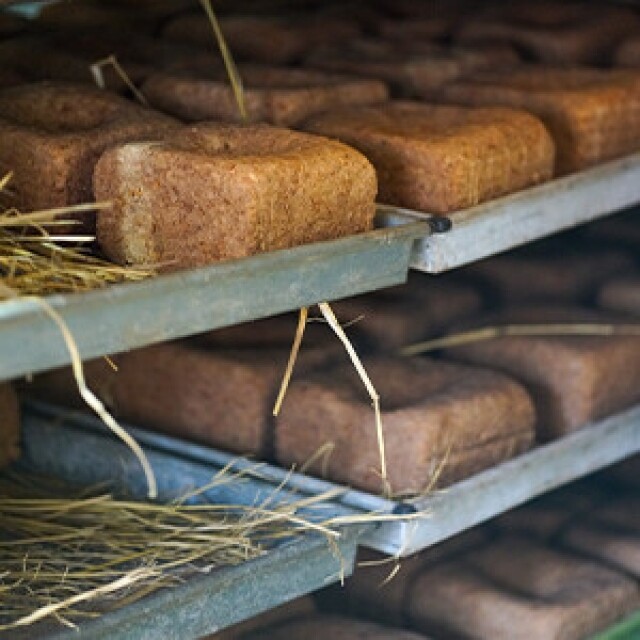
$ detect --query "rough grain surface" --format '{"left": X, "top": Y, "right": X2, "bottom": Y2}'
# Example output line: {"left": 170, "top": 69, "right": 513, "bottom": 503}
{"left": 439, "top": 67, "right": 640, "bottom": 174}
{"left": 275, "top": 356, "right": 535, "bottom": 495}
{"left": 94, "top": 123, "right": 377, "bottom": 270}
{"left": 0, "top": 82, "right": 177, "bottom": 228}
{"left": 0, "top": 383, "right": 19, "bottom": 469}
{"left": 448, "top": 306, "right": 640, "bottom": 439}
{"left": 30, "top": 341, "right": 338, "bottom": 458}
{"left": 305, "top": 101, "right": 553, "bottom": 213}
{"left": 409, "top": 537, "right": 639, "bottom": 640}
{"left": 143, "top": 66, "right": 388, "bottom": 126}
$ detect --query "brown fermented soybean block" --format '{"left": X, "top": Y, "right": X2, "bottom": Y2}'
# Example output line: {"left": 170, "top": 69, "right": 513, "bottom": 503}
{"left": 245, "top": 615, "right": 431, "bottom": 640}
{"left": 31, "top": 341, "right": 337, "bottom": 457}
{"left": 331, "top": 276, "right": 483, "bottom": 351}
{"left": 409, "top": 539, "right": 638, "bottom": 640}
{"left": 616, "top": 37, "right": 640, "bottom": 67}
{"left": 305, "top": 39, "right": 517, "bottom": 98}
{"left": 305, "top": 102, "right": 553, "bottom": 214}
{"left": 344, "top": 530, "right": 490, "bottom": 625}
{"left": 0, "top": 383, "right": 19, "bottom": 468}
{"left": 448, "top": 306, "right": 640, "bottom": 439}
{"left": 142, "top": 66, "right": 388, "bottom": 126}
{"left": 597, "top": 275, "right": 640, "bottom": 316}
{"left": 455, "top": 3, "right": 637, "bottom": 65}
{"left": 466, "top": 247, "right": 635, "bottom": 304}
{"left": 94, "top": 123, "right": 376, "bottom": 270}
{"left": 163, "top": 14, "right": 360, "bottom": 64}
{"left": 0, "top": 82, "right": 177, "bottom": 223}
{"left": 275, "top": 357, "right": 535, "bottom": 495}
{"left": 561, "top": 523, "right": 640, "bottom": 578}
{"left": 440, "top": 67, "right": 640, "bottom": 174}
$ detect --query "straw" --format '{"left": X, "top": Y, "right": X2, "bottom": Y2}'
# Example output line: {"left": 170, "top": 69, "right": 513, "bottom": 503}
{"left": 400, "top": 323, "right": 640, "bottom": 356}
{"left": 318, "top": 302, "right": 390, "bottom": 497}
{"left": 273, "top": 307, "right": 308, "bottom": 416}
{"left": 199, "top": 0, "right": 247, "bottom": 121}
{"left": 90, "top": 55, "right": 148, "bottom": 106}
{"left": 0, "top": 469, "right": 428, "bottom": 631}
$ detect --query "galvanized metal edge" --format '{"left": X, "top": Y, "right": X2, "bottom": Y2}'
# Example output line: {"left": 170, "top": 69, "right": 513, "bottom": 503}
{"left": 0, "top": 222, "right": 428, "bottom": 382}
{"left": 369, "top": 405, "right": 640, "bottom": 556}
{"left": 11, "top": 405, "right": 370, "bottom": 640}
{"left": 377, "top": 152, "right": 640, "bottom": 273}
{"left": 25, "top": 401, "right": 640, "bottom": 559}
{"left": 6, "top": 528, "right": 364, "bottom": 640}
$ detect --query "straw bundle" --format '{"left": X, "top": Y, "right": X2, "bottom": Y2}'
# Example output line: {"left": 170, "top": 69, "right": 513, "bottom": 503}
{"left": 0, "top": 469, "right": 342, "bottom": 631}
{"left": 0, "top": 176, "right": 152, "bottom": 299}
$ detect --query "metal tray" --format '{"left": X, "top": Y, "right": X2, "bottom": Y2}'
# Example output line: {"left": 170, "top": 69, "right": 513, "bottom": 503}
{"left": 378, "top": 152, "right": 640, "bottom": 273}
{"left": 25, "top": 400, "right": 640, "bottom": 558}
{"left": 0, "top": 222, "right": 427, "bottom": 382}
{"left": 7, "top": 405, "right": 369, "bottom": 640}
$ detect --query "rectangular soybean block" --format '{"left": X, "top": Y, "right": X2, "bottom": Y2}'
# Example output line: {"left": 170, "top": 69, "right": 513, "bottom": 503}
{"left": 305, "top": 101, "right": 554, "bottom": 213}
{"left": 439, "top": 67, "right": 640, "bottom": 173}
{"left": 0, "top": 81, "right": 177, "bottom": 226}
{"left": 94, "top": 123, "right": 377, "bottom": 270}
{"left": 330, "top": 275, "right": 483, "bottom": 351}
{"left": 448, "top": 306, "right": 640, "bottom": 439}
{"left": 142, "top": 65, "right": 388, "bottom": 126}
{"left": 408, "top": 549, "right": 638, "bottom": 640}
{"left": 275, "top": 356, "right": 535, "bottom": 495}
{"left": 29, "top": 341, "right": 335, "bottom": 458}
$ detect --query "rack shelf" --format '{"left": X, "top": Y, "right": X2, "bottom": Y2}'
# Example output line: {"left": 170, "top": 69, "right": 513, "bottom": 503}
{"left": 25, "top": 401, "right": 640, "bottom": 560}
{"left": 12, "top": 404, "right": 367, "bottom": 640}
{"left": 378, "top": 152, "right": 640, "bottom": 273}
{"left": 0, "top": 222, "right": 425, "bottom": 381}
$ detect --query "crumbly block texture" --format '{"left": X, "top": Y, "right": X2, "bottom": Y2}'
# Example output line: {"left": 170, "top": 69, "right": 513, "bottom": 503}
{"left": 305, "top": 101, "right": 553, "bottom": 214}
{"left": 94, "top": 123, "right": 377, "bottom": 270}
{"left": 597, "top": 275, "right": 640, "bottom": 316}
{"left": 561, "top": 522, "right": 640, "bottom": 578}
{"left": 616, "top": 37, "right": 640, "bottom": 67}
{"left": 439, "top": 67, "right": 640, "bottom": 174}
{"left": 0, "top": 383, "right": 19, "bottom": 468}
{"left": 447, "top": 306, "right": 640, "bottom": 439}
{"left": 0, "top": 82, "right": 177, "bottom": 226}
{"left": 143, "top": 66, "right": 388, "bottom": 126}
{"left": 409, "top": 537, "right": 639, "bottom": 640}
{"left": 331, "top": 275, "right": 483, "bottom": 351}
{"left": 465, "top": 247, "right": 635, "bottom": 304}
{"left": 245, "top": 615, "right": 430, "bottom": 640}
{"left": 275, "top": 356, "right": 535, "bottom": 495}
{"left": 30, "top": 341, "right": 336, "bottom": 458}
